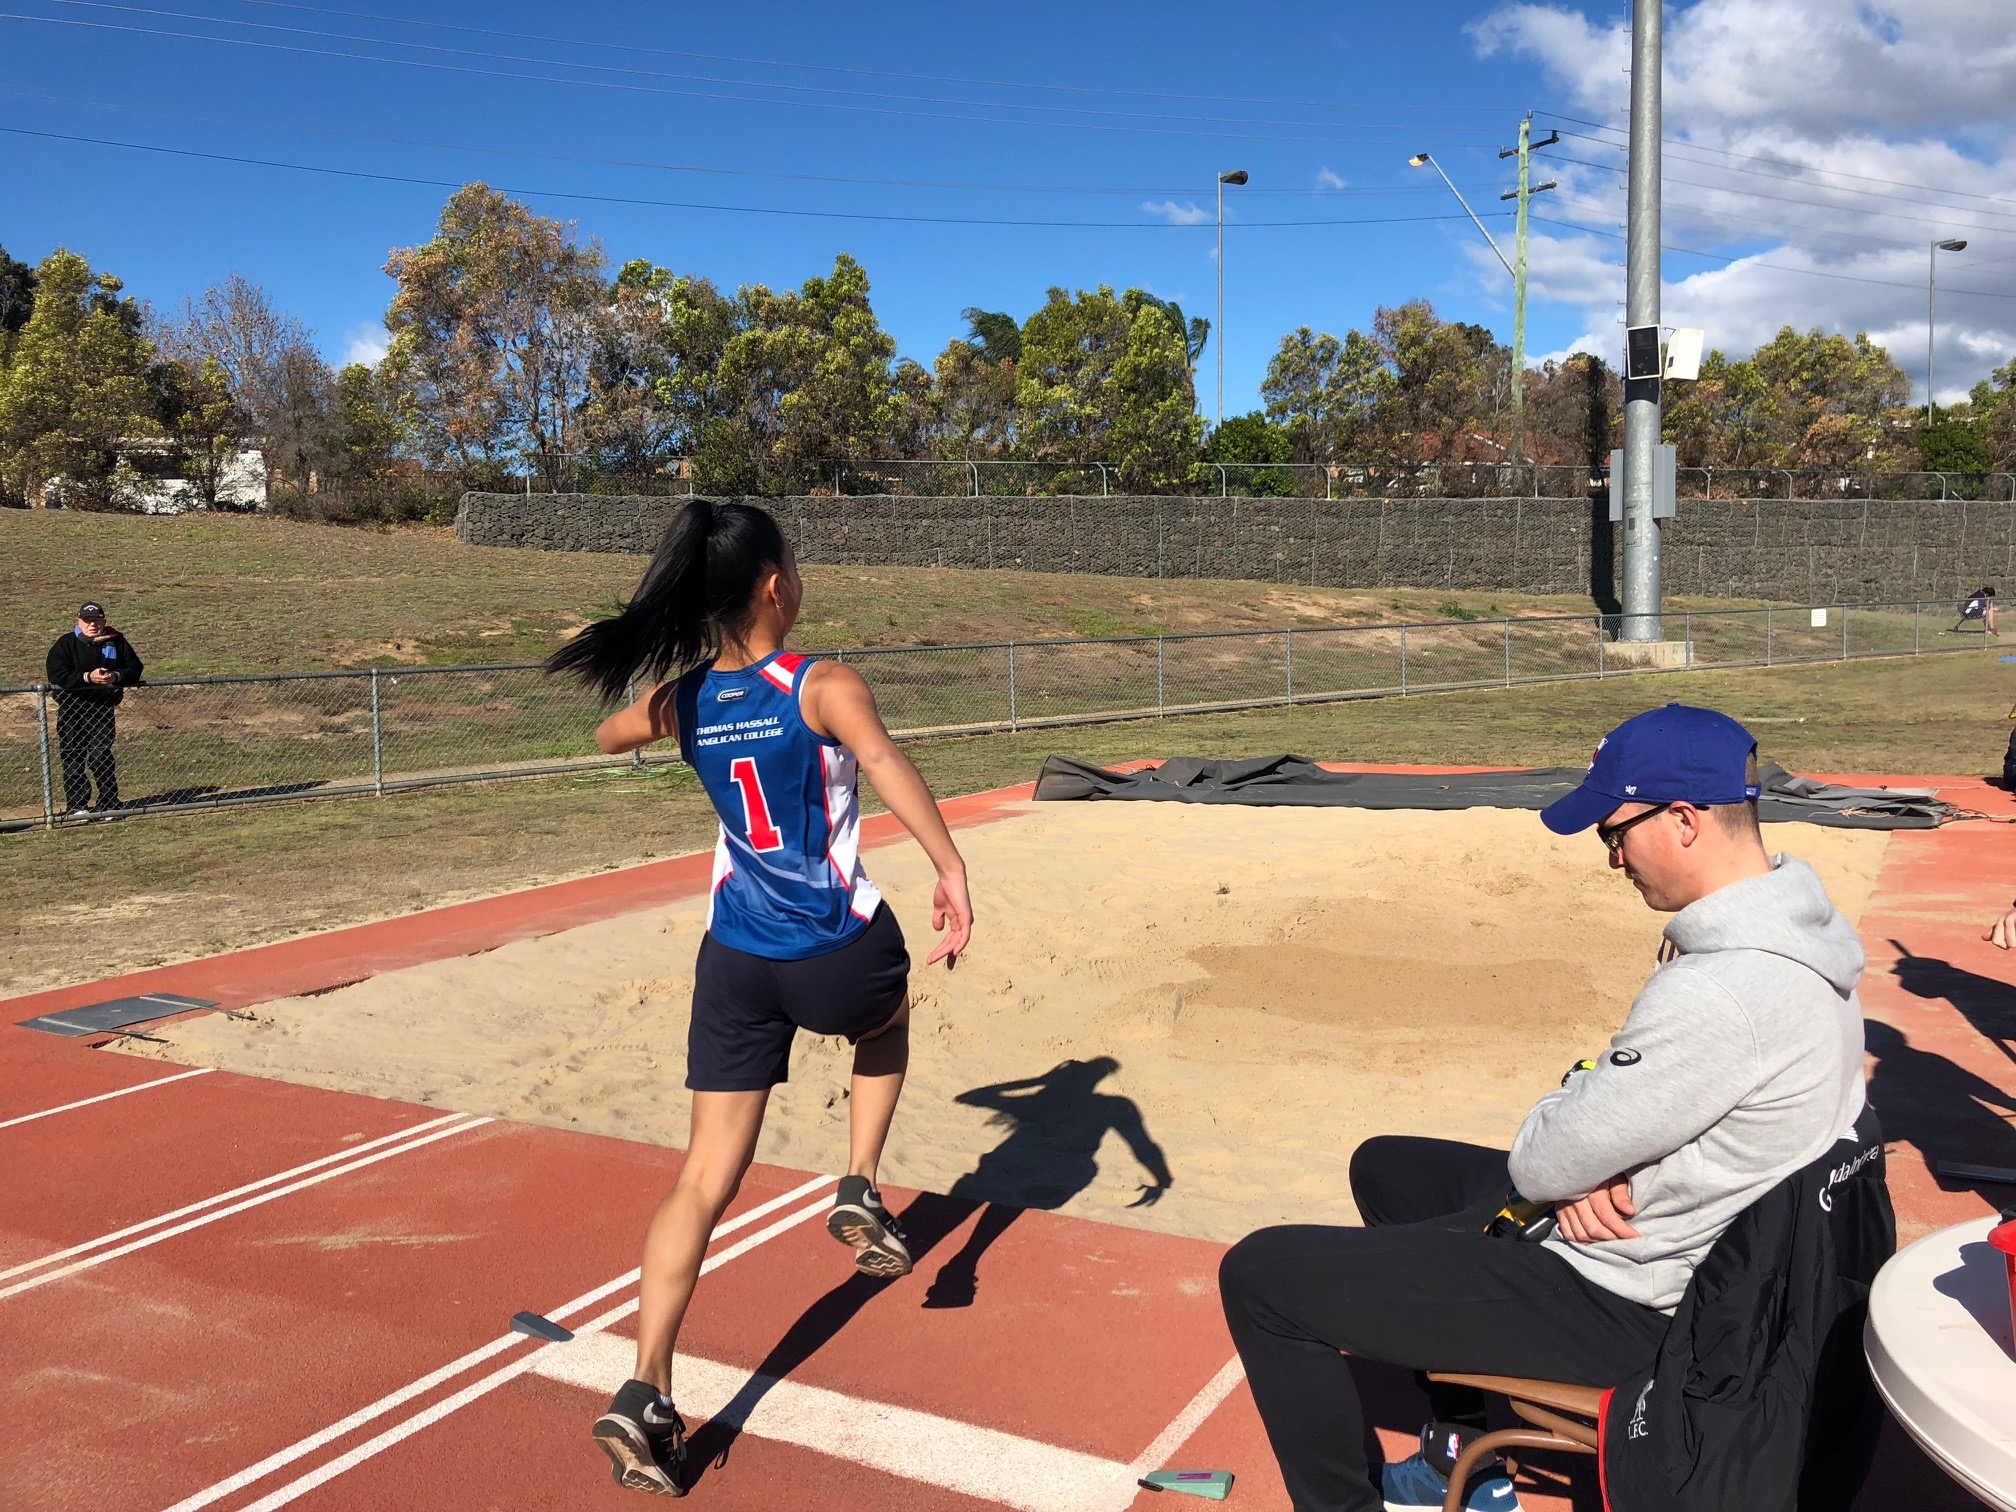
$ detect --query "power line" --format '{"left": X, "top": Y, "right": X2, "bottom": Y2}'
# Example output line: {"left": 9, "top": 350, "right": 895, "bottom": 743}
{"left": 1542, "top": 115, "right": 2016, "bottom": 212}
{"left": 0, "top": 121, "right": 1496, "bottom": 230}
{"left": 1531, "top": 212, "right": 2016, "bottom": 300}
{"left": 0, "top": 85, "right": 1489, "bottom": 199}
{"left": 1552, "top": 153, "right": 2016, "bottom": 237}
{"left": 4, "top": 5, "right": 1504, "bottom": 143}
{"left": 232, "top": 0, "right": 1517, "bottom": 118}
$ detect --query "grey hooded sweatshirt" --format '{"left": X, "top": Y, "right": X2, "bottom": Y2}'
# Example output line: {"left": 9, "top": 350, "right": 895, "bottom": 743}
{"left": 1507, "top": 855, "right": 1866, "bottom": 1313}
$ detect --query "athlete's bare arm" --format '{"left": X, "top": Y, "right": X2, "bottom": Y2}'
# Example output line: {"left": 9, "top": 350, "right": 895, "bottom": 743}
{"left": 801, "top": 660, "right": 974, "bottom": 967}
{"left": 594, "top": 681, "right": 679, "bottom": 755}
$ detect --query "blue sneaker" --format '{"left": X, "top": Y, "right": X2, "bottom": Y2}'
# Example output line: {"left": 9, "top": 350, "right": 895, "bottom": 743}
{"left": 1381, "top": 1424, "right": 1522, "bottom": 1512}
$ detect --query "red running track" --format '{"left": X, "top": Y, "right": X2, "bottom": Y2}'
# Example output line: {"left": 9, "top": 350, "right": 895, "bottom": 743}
{"left": 3, "top": 773, "right": 2012, "bottom": 1511}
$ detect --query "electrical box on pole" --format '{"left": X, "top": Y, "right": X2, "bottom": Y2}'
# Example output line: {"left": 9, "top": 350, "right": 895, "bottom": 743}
{"left": 1663, "top": 328, "right": 1704, "bottom": 381}
{"left": 1625, "top": 325, "right": 1663, "bottom": 381}
{"left": 1609, "top": 447, "right": 1675, "bottom": 520}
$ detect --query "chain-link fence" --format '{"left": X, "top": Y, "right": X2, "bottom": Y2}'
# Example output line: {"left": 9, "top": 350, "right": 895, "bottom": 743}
{"left": 1, "top": 601, "right": 1987, "bottom": 832}
{"left": 820, "top": 460, "right": 2016, "bottom": 503}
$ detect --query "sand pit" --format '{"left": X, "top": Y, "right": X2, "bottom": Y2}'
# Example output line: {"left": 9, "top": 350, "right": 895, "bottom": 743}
{"left": 126, "top": 801, "right": 1890, "bottom": 1246}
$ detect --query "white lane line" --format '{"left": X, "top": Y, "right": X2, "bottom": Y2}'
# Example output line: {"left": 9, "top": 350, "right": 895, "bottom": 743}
{"left": 230, "top": 1191, "right": 838, "bottom": 1512}
{"left": 156, "top": 1174, "right": 834, "bottom": 1512}
{"left": 533, "top": 1330, "right": 1130, "bottom": 1512}
{"left": 0, "top": 1117, "right": 491, "bottom": 1300}
{"left": 1110, "top": 1356, "right": 1247, "bottom": 1510}
{"left": 0, "top": 1067, "right": 215, "bottom": 1130}
{"left": 1, "top": 1113, "right": 471, "bottom": 1282}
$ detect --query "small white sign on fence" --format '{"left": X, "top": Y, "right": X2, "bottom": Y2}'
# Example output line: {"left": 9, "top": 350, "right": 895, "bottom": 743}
{"left": 1811, "top": 608, "right": 1829, "bottom": 628}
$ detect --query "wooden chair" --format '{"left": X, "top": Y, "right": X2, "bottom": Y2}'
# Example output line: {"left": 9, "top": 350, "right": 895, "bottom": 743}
{"left": 1422, "top": 1373, "right": 1604, "bottom": 1512}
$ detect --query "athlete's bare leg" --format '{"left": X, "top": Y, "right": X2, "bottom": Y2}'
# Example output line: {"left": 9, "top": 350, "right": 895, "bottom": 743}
{"left": 631, "top": 1088, "right": 769, "bottom": 1392}
{"left": 846, "top": 999, "right": 910, "bottom": 1186}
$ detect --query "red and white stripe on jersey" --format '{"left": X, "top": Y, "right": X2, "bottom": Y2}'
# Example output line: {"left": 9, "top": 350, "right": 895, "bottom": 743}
{"left": 757, "top": 651, "right": 806, "bottom": 695}
{"left": 820, "top": 743, "right": 884, "bottom": 924}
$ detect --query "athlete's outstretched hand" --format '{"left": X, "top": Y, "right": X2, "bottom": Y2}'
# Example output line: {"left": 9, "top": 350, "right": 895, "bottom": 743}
{"left": 928, "top": 869, "right": 974, "bottom": 968}
{"left": 1987, "top": 905, "right": 2016, "bottom": 950}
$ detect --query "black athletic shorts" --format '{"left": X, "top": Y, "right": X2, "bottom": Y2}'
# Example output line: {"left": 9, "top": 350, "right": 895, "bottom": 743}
{"left": 686, "top": 904, "right": 911, "bottom": 1092}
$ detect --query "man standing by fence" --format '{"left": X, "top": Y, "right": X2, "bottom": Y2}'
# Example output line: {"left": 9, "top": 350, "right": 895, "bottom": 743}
{"left": 45, "top": 601, "right": 143, "bottom": 815}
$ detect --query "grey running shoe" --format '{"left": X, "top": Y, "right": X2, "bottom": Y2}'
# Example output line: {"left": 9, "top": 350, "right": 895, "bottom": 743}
{"left": 827, "top": 1175, "right": 913, "bottom": 1278}
{"left": 592, "top": 1379, "right": 686, "bottom": 1496}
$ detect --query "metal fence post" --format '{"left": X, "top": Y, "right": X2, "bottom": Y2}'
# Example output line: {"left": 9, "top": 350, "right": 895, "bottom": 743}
{"left": 1285, "top": 629, "right": 1295, "bottom": 704}
{"left": 1502, "top": 619, "right": 1511, "bottom": 685}
{"left": 626, "top": 674, "right": 643, "bottom": 769}
{"left": 1008, "top": 643, "right": 1018, "bottom": 732}
{"left": 1841, "top": 604, "right": 1849, "bottom": 660}
{"left": 1765, "top": 608, "right": 1774, "bottom": 665}
{"left": 1914, "top": 600, "right": 1922, "bottom": 653}
{"left": 36, "top": 685, "right": 53, "bottom": 827}
{"left": 370, "top": 668, "right": 384, "bottom": 796}
{"left": 1400, "top": 626, "right": 1409, "bottom": 693}
{"left": 1598, "top": 619, "right": 1606, "bottom": 677}
{"left": 1157, "top": 636, "right": 1166, "bottom": 714}
{"left": 1684, "top": 611, "right": 1693, "bottom": 667}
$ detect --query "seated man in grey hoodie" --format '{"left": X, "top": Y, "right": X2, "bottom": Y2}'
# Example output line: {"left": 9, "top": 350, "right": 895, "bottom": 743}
{"left": 1219, "top": 704, "right": 1867, "bottom": 1512}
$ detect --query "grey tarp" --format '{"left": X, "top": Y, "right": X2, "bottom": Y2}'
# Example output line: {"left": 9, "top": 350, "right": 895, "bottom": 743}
{"left": 1031, "top": 755, "right": 1952, "bottom": 829}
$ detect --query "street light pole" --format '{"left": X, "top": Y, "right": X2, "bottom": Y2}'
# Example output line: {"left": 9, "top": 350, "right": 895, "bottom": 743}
{"left": 1216, "top": 169, "right": 1248, "bottom": 426}
{"left": 1928, "top": 238, "right": 1968, "bottom": 424}
{"left": 1619, "top": 0, "right": 1664, "bottom": 643}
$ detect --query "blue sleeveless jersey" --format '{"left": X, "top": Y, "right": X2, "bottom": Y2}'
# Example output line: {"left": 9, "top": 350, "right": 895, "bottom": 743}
{"left": 675, "top": 651, "right": 883, "bottom": 960}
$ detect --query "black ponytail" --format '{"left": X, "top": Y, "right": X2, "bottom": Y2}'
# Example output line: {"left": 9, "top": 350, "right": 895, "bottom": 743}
{"left": 546, "top": 497, "right": 790, "bottom": 703}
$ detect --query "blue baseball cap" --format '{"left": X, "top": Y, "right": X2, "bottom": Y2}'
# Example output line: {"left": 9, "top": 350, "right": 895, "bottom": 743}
{"left": 1540, "top": 703, "right": 1760, "bottom": 835}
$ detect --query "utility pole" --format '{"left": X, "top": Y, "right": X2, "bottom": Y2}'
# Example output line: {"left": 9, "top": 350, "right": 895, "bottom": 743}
{"left": 1499, "top": 115, "right": 1558, "bottom": 462}
{"left": 1620, "top": 0, "right": 1663, "bottom": 643}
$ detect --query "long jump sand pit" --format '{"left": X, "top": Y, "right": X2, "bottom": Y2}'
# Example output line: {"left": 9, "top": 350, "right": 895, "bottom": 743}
{"left": 128, "top": 799, "right": 1889, "bottom": 1245}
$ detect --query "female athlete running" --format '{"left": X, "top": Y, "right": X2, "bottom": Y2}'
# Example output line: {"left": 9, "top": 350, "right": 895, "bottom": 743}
{"left": 548, "top": 499, "right": 974, "bottom": 1496}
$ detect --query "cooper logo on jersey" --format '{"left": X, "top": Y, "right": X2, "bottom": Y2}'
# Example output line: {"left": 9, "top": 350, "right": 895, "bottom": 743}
{"left": 672, "top": 650, "right": 884, "bottom": 960}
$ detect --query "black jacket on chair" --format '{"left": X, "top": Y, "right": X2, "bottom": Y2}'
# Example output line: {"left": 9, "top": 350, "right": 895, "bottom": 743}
{"left": 1599, "top": 1106, "right": 1894, "bottom": 1512}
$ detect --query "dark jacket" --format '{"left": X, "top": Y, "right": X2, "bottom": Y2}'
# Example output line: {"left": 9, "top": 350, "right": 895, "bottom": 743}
{"left": 1599, "top": 1106, "right": 1894, "bottom": 1512}
{"left": 46, "top": 628, "right": 144, "bottom": 707}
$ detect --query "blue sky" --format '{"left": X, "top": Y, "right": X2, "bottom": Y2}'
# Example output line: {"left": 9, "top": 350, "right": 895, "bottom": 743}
{"left": 1, "top": 0, "right": 2011, "bottom": 410}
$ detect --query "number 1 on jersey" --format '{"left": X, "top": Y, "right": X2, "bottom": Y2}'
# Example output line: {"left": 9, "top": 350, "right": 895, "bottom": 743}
{"left": 727, "top": 757, "right": 784, "bottom": 851}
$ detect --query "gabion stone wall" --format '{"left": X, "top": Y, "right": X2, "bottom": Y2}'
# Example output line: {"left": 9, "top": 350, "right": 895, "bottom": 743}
{"left": 457, "top": 492, "right": 2016, "bottom": 605}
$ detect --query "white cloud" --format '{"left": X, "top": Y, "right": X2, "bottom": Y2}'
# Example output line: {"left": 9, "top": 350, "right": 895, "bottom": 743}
{"left": 342, "top": 322, "right": 390, "bottom": 366}
{"left": 1315, "top": 168, "right": 1348, "bottom": 190}
{"left": 1141, "top": 199, "right": 1211, "bottom": 226}
{"left": 1470, "top": 0, "right": 2016, "bottom": 400}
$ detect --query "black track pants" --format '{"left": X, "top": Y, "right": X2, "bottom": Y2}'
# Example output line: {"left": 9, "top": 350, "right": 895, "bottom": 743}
{"left": 1218, "top": 1135, "right": 1670, "bottom": 1512}
{"left": 56, "top": 702, "right": 118, "bottom": 810}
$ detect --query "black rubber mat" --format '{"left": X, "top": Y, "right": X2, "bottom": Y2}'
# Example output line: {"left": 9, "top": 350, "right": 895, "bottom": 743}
{"left": 1032, "top": 756, "right": 1951, "bottom": 828}
{"left": 18, "top": 992, "right": 218, "bottom": 1036}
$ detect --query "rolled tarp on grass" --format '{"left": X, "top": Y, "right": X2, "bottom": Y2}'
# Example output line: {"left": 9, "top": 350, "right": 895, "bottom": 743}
{"left": 1031, "top": 755, "right": 1951, "bottom": 829}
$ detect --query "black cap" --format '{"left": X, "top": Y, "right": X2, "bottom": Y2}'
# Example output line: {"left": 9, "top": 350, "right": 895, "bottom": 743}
{"left": 79, "top": 602, "right": 106, "bottom": 621}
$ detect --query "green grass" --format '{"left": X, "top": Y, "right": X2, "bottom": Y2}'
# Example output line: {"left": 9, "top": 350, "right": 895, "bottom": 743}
{"left": 3, "top": 647, "right": 2008, "bottom": 996}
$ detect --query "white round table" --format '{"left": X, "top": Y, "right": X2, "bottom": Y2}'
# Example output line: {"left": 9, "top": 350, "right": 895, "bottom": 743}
{"left": 1867, "top": 1215, "right": 2016, "bottom": 1510}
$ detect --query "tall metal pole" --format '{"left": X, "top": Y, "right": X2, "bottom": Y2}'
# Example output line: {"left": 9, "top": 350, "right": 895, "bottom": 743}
{"left": 1215, "top": 170, "right": 1248, "bottom": 426}
{"left": 1926, "top": 240, "right": 1966, "bottom": 420}
{"left": 1511, "top": 115, "right": 1532, "bottom": 458}
{"left": 1928, "top": 242, "right": 1938, "bottom": 424}
{"left": 1620, "top": 0, "right": 1664, "bottom": 643}
{"left": 1216, "top": 176, "right": 1226, "bottom": 426}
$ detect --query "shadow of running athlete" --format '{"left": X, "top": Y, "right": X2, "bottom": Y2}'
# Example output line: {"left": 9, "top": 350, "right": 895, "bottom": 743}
{"left": 923, "top": 1055, "right": 1173, "bottom": 1309}
{"left": 677, "top": 1055, "right": 1172, "bottom": 1492}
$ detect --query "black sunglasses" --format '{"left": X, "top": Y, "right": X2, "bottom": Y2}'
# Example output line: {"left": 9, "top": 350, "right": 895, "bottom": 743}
{"left": 1596, "top": 802, "right": 1673, "bottom": 856}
